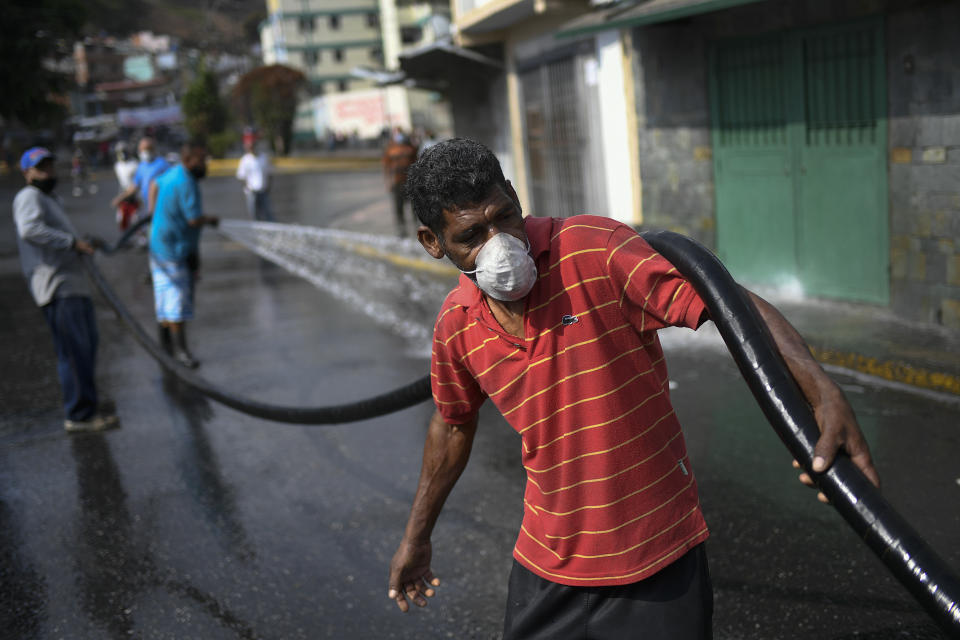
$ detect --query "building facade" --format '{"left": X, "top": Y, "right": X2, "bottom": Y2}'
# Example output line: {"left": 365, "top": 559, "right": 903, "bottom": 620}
{"left": 403, "top": 0, "right": 960, "bottom": 328}
{"left": 261, "top": 0, "right": 453, "bottom": 141}
{"left": 261, "top": 0, "right": 383, "bottom": 94}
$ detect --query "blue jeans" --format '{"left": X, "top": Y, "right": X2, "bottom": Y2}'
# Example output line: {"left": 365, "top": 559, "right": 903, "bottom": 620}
{"left": 245, "top": 190, "right": 274, "bottom": 221}
{"left": 42, "top": 296, "right": 99, "bottom": 421}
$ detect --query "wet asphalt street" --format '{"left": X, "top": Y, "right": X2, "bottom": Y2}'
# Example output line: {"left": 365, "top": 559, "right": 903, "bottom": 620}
{"left": 1, "top": 167, "right": 958, "bottom": 639}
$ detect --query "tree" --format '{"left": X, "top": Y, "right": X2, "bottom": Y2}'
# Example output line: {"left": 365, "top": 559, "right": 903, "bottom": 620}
{"left": 242, "top": 9, "right": 267, "bottom": 45}
{"left": 181, "top": 60, "right": 229, "bottom": 146}
{"left": 0, "top": 0, "right": 86, "bottom": 128}
{"left": 231, "top": 65, "right": 306, "bottom": 156}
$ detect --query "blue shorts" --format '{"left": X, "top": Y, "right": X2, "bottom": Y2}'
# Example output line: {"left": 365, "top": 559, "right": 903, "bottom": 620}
{"left": 150, "top": 256, "right": 194, "bottom": 322}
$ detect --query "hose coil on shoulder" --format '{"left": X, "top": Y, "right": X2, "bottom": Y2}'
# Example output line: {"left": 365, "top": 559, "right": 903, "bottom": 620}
{"left": 641, "top": 230, "right": 960, "bottom": 637}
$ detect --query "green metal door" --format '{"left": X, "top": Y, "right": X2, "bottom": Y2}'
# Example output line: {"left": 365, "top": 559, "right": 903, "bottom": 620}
{"left": 710, "top": 19, "right": 888, "bottom": 303}
{"left": 796, "top": 22, "right": 888, "bottom": 303}
{"left": 710, "top": 37, "right": 796, "bottom": 286}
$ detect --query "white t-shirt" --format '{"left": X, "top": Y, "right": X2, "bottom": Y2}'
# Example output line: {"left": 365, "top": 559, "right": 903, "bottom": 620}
{"left": 236, "top": 152, "right": 271, "bottom": 193}
{"left": 114, "top": 159, "right": 139, "bottom": 190}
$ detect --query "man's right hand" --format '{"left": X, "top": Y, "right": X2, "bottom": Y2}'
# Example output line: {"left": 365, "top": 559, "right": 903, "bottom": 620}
{"left": 73, "top": 239, "right": 95, "bottom": 255}
{"left": 388, "top": 537, "right": 439, "bottom": 612}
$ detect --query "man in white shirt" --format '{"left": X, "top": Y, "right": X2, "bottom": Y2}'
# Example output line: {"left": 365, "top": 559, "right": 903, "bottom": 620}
{"left": 235, "top": 136, "right": 274, "bottom": 221}
{"left": 112, "top": 141, "right": 140, "bottom": 231}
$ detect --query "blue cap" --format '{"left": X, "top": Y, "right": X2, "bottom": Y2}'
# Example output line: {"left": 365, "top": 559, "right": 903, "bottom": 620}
{"left": 20, "top": 147, "right": 54, "bottom": 171}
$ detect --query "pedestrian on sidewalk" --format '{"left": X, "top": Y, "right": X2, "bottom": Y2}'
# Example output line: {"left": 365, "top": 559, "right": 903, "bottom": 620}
{"left": 387, "top": 138, "right": 881, "bottom": 638}
{"left": 236, "top": 129, "right": 274, "bottom": 222}
{"left": 149, "top": 141, "right": 219, "bottom": 369}
{"left": 12, "top": 147, "right": 119, "bottom": 433}
{"left": 382, "top": 129, "right": 418, "bottom": 236}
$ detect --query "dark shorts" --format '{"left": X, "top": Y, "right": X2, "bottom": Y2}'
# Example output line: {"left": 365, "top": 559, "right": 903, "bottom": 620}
{"left": 502, "top": 544, "right": 713, "bottom": 640}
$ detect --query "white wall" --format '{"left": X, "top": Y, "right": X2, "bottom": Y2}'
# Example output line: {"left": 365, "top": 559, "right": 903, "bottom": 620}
{"left": 595, "top": 29, "right": 637, "bottom": 224}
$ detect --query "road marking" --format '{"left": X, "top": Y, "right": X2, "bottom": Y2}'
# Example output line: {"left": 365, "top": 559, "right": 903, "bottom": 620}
{"left": 336, "top": 241, "right": 460, "bottom": 277}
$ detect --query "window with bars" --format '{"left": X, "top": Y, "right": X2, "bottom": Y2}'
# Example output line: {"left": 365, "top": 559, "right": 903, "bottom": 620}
{"left": 521, "top": 54, "right": 606, "bottom": 219}
{"left": 713, "top": 40, "right": 787, "bottom": 147}
{"left": 803, "top": 27, "right": 877, "bottom": 146}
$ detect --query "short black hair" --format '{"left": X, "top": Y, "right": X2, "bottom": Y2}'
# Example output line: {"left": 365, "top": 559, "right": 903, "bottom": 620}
{"left": 181, "top": 140, "right": 206, "bottom": 157}
{"left": 406, "top": 138, "right": 507, "bottom": 235}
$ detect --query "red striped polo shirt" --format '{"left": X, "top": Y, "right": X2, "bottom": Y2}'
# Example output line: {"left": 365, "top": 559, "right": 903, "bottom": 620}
{"left": 430, "top": 214, "right": 709, "bottom": 586}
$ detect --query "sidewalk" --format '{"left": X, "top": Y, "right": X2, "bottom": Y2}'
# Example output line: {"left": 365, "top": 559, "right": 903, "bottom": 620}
{"left": 772, "top": 295, "right": 960, "bottom": 398}
{"left": 332, "top": 200, "right": 960, "bottom": 399}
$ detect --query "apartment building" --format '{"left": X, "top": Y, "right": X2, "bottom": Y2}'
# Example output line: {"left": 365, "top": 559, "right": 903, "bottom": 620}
{"left": 261, "top": 0, "right": 452, "bottom": 141}
{"left": 261, "top": 0, "right": 383, "bottom": 94}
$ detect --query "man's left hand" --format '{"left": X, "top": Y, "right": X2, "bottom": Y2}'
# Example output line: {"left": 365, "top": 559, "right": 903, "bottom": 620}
{"left": 744, "top": 290, "right": 880, "bottom": 503}
{"left": 793, "top": 387, "right": 880, "bottom": 503}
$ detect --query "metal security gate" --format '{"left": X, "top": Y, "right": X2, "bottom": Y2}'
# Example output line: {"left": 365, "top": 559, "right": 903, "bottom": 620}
{"left": 521, "top": 50, "right": 607, "bottom": 218}
{"left": 710, "top": 19, "right": 888, "bottom": 303}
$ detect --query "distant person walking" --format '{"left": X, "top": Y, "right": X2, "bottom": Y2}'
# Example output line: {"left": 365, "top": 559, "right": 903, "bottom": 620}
{"left": 12, "top": 147, "right": 118, "bottom": 432}
{"left": 71, "top": 147, "right": 95, "bottom": 197}
{"left": 417, "top": 130, "right": 439, "bottom": 159}
{"left": 382, "top": 131, "right": 418, "bottom": 236}
{"left": 149, "top": 142, "right": 219, "bottom": 368}
{"left": 112, "top": 142, "right": 140, "bottom": 231}
{"left": 236, "top": 132, "right": 274, "bottom": 221}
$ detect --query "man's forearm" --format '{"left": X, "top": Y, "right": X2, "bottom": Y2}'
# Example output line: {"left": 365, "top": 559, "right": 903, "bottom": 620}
{"left": 403, "top": 410, "right": 478, "bottom": 543}
{"left": 187, "top": 215, "right": 218, "bottom": 228}
{"left": 744, "top": 288, "right": 879, "bottom": 488}
{"left": 112, "top": 185, "right": 136, "bottom": 206}
{"left": 147, "top": 182, "right": 158, "bottom": 214}
{"left": 16, "top": 212, "right": 75, "bottom": 250}
{"left": 746, "top": 289, "right": 839, "bottom": 405}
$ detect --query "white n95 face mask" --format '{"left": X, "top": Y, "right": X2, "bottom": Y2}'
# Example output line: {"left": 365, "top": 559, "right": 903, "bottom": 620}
{"left": 462, "top": 232, "right": 538, "bottom": 302}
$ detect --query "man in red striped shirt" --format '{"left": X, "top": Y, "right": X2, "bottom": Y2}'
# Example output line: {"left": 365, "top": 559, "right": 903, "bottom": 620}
{"left": 387, "top": 138, "right": 880, "bottom": 638}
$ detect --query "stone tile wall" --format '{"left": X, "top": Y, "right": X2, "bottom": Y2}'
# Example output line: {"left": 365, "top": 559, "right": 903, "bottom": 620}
{"left": 886, "top": 3, "right": 960, "bottom": 325}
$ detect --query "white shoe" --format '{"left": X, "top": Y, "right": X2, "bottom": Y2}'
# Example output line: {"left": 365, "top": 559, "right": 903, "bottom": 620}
{"left": 64, "top": 413, "right": 120, "bottom": 433}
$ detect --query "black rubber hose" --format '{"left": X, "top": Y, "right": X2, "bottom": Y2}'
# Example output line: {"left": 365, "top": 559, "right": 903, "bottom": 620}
{"left": 640, "top": 229, "right": 960, "bottom": 636}
{"left": 96, "top": 213, "right": 154, "bottom": 255}
{"left": 80, "top": 253, "right": 432, "bottom": 424}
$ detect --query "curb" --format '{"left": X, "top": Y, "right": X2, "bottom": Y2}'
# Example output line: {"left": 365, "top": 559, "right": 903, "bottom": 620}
{"left": 208, "top": 156, "right": 380, "bottom": 177}
{"left": 335, "top": 241, "right": 460, "bottom": 277}
{"left": 808, "top": 345, "right": 960, "bottom": 397}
